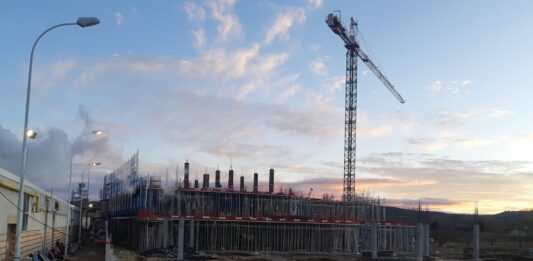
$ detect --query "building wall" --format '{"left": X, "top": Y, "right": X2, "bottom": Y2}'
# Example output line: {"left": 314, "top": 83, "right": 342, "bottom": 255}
{"left": 0, "top": 168, "right": 78, "bottom": 260}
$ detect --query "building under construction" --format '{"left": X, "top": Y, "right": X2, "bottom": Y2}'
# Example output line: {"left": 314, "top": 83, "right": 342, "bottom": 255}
{"left": 97, "top": 12, "right": 431, "bottom": 259}
{"left": 101, "top": 152, "right": 426, "bottom": 258}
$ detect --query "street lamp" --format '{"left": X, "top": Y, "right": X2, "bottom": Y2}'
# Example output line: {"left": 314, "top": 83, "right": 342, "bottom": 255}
{"left": 25, "top": 129, "right": 37, "bottom": 139}
{"left": 65, "top": 130, "right": 103, "bottom": 256}
{"left": 14, "top": 17, "right": 100, "bottom": 261}
{"left": 77, "top": 17, "right": 100, "bottom": 28}
{"left": 79, "top": 162, "right": 101, "bottom": 244}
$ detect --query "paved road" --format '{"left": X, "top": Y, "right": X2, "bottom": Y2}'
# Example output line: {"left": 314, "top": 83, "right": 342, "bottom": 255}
{"left": 67, "top": 240, "right": 105, "bottom": 261}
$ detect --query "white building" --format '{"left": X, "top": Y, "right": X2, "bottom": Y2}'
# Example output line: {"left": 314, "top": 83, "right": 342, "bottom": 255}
{"left": 0, "top": 167, "right": 79, "bottom": 260}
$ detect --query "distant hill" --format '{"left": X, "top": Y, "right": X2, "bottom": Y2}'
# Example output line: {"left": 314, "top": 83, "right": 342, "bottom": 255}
{"left": 385, "top": 206, "right": 533, "bottom": 236}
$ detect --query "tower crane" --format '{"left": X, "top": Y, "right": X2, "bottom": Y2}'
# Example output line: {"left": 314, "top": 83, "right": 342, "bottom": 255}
{"left": 325, "top": 13, "right": 405, "bottom": 201}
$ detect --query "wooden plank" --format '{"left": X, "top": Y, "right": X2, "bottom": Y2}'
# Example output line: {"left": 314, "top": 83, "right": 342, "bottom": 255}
{"left": 21, "top": 234, "right": 41, "bottom": 240}
{"left": 20, "top": 236, "right": 42, "bottom": 245}
{"left": 21, "top": 240, "right": 42, "bottom": 250}
{"left": 20, "top": 230, "right": 41, "bottom": 236}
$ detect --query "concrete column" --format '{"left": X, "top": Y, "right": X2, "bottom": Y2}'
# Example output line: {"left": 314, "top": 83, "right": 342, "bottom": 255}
{"left": 195, "top": 221, "right": 199, "bottom": 253}
{"left": 354, "top": 227, "right": 359, "bottom": 254}
{"left": 268, "top": 168, "right": 274, "bottom": 193}
{"left": 416, "top": 223, "right": 424, "bottom": 261}
{"left": 189, "top": 220, "right": 195, "bottom": 248}
{"left": 371, "top": 223, "right": 378, "bottom": 258}
{"left": 177, "top": 219, "right": 184, "bottom": 260}
{"left": 215, "top": 169, "right": 221, "bottom": 188}
{"left": 473, "top": 224, "right": 480, "bottom": 261}
{"left": 424, "top": 223, "right": 430, "bottom": 257}
{"left": 399, "top": 227, "right": 403, "bottom": 252}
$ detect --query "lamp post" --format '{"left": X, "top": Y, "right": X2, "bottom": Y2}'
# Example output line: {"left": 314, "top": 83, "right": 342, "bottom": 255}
{"left": 64, "top": 130, "right": 102, "bottom": 256}
{"left": 87, "top": 162, "right": 101, "bottom": 202}
{"left": 78, "top": 170, "right": 86, "bottom": 246}
{"left": 85, "top": 162, "right": 100, "bottom": 238}
{"left": 78, "top": 162, "right": 101, "bottom": 245}
{"left": 17, "top": 129, "right": 37, "bottom": 250}
{"left": 14, "top": 17, "right": 100, "bottom": 260}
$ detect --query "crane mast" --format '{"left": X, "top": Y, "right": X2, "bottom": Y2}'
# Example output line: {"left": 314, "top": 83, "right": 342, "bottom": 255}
{"left": 326, "top": 13, "right": 404, "bottom": 201}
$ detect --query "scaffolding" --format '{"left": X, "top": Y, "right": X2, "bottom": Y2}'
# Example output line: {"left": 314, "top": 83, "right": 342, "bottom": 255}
{"left": 101, "top": 153, "right": 418, "bottom": 257}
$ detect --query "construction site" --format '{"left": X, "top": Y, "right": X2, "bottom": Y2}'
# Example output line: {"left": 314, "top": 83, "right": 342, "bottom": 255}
{"left": 97, "top": 13, "right": 433, "bottom": 260}
{"left": 101, "top": 152, "right": 428, "bottom": 259}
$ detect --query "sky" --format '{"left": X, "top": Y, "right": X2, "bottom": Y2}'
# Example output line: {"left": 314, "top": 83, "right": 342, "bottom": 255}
{"left": 1, "top": 0, "right": 533, "bottom": 214}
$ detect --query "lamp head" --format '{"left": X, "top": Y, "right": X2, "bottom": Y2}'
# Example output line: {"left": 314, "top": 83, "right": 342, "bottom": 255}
{"left": 25, "top": 129, "right": 37, "bottom": 139}
{"left": 77, "top": 17, "right": 100, "bottom": 28}
{"left": 92, "top": 130, "right": 103, "bottom": 136}
{"left": 89, "top": 162, "right": 101, "bottom": 166}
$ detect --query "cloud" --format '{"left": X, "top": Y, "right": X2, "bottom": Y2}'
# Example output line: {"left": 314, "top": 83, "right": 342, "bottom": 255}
{"left": 77, "top": 55, "right": 168, "bottom": 84}
{"left": 358, "top": 152, "right": 533, "bottom": 213}
{"left": 513, "top": 134, "right": 533, "bottom": 143}
{"left": 198, "top": 143, "right": 294, "bottom": 162}
{"left": 461, "top": 80, "right": 472, "bottom": 86}
{"left": 488, "top": 108, "right": 513, "bottom": 118}
{"left": 425, "top": 80, "right": 473, "bottom": 97}
{"left": 425, "top": 108, "right": 513, "bottom": 135}
{"left": 360, "top": 124, "right": 393, "bottom": 138}
{"left": 0, "top": 109, "right": 122, "bottom": 198}
{"left": 265, "top": 7, "right": 306, "bottom": 44}
{"left": 115, "top": 12, "right": 124, "bottom": 25}
{"left": 309, "top": 44, "right": 320, "bottom": 51}
{"left": 53, "top": 54, "right": 406, "bottom": 149}
{"left": 206, "top": 0, "right": 241, "bottom": 41}
{"left": 449, "top": 80, "right": 472, "bottom": 96}
{"left": 51, "top": 59, "right": 78, "bottom": 79}
{"left": 385, "top": 198, "right": 466, "bottom": 210}
{"left": 179, "top": 44, "right": 261, "bottom": 79}
{"left": 179, "top": 2, "right": 312, "bottom": 102}
{"left": 309, "top": 58, "right": 327, "bottom": 76}
{"left": 24, "top": 52, "right": 533, "bottom": 214}
{"left": 33, "top": 58, "right": 78, "bottom": 89}
{"left": 179, "top": 44, "right": 288, "bottom": 101}
{"left": 407, "top": 137, "right": 499, "bottom": 151}
{"left": 277, "top": 84, "right": 301, "bottom": 102}
{"left": 275, "top": 176, "right": 437, "bottom": 201}
{"left": 425, "top": 80, "right": 444, "bottom": 92}
{"left": 326, "top": 75, "right": 344, "bottom": 92}
{"left": 235, "top": 52, "right": 290, "bottom": 101}
{"left": 281, "top": 177, "right": 435, "bottom": 189}
{"left": 183, "top": 1, "right": 206, "bottom": 21}
{"left": 427, "top": 109, "right": 477, "bottom": 135}
{"left": 191, "top": 29, "right": 207, "bottom": 49}
{"left": 307, "top": 0, "right": 323, "bottom": 9}
{"left": 271, "top": 151, "right": 533, "bottom": 213}
{"left": 131, "top": 6, "right": 139, "bottom": 16}
{"left": 305, "top": 91, "right": 334, "bottom": 108}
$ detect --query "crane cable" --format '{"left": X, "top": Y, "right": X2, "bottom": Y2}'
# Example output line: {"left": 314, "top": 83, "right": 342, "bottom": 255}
{"left": 358, "top": 28, "right": 385, "bottom": 74}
